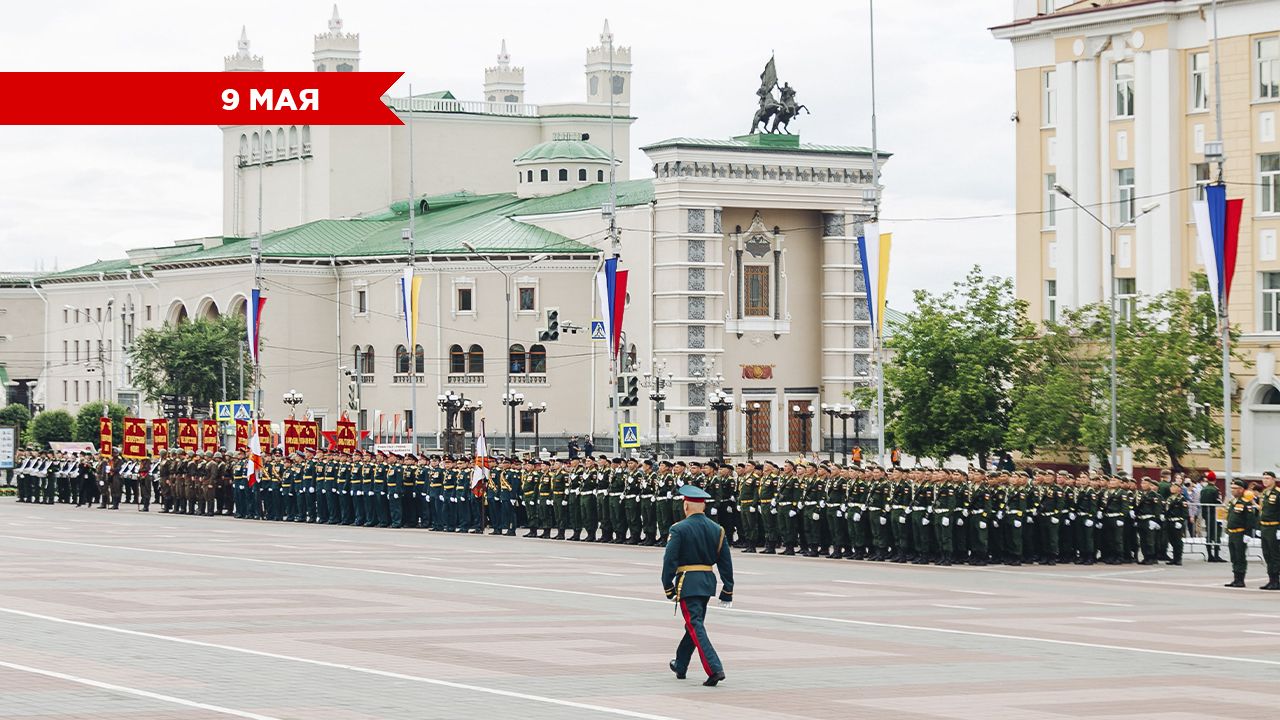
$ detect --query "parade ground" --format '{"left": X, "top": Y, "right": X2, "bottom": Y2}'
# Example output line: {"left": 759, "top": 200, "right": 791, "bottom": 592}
{"left": 1, "top": 501, "right": 1277, "bottom": 720}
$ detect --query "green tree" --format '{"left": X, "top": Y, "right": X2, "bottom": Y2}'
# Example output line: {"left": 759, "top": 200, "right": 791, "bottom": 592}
{"left": 881, "top": 267, "right": 1033, "bottom": 467}
{"left": 131, "top": 315, "right": 249, "bottom": 414}
{"left": 72, "top": 401, "right": 128, "bottom": 447}
{"left": 28, "top": 410, "right": 74, "bottom": 449}
{"left": 0, "top": 403, "right": 32, "bottom": 435}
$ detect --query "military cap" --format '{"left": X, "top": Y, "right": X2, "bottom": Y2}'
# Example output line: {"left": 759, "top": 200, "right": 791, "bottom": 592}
{"left": 1232, "top": 478, "right": 1248, "bottom": 488}
{"left": 1263, "top": 471, "right": 1276, "bottom": 479}
{"left": 659, "top": 460, "right": 673, "bottom": 468}
{"left": 678, "top": 484, "right": 711, "bottom": 502}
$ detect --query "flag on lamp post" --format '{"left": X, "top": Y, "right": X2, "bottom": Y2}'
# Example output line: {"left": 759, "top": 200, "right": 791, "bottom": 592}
{"left": 857, "top": 223, "right": 893, "bottom": 338}
{"left": 1192, "top": 183, "right": 1243, "bottom": 317}
{"left": 399, "top": 267, "right": 423, "bottom": 347}
{"left": 595, "top": 257, "right": 629, "bottom": 361}
{"left": 246, "top": 288, "right": 266, "bottom": 364}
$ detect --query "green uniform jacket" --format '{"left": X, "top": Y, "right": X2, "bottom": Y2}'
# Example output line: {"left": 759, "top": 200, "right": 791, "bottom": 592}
{"left": 661, "top": 513, "right": 734, "bottom": 602}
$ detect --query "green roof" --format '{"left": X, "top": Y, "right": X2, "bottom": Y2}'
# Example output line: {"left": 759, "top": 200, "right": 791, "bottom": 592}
{"left": 39, "top": 257, "right": 138, "bottom": 281}
{"left": 512, "top": 179, "right": 654, "bottom": 216}
{"left": 514, "top": 140, "right": 614, "bottom": 164}
{"left": 641, "top": 136, "right": 885, "bottom": 157}
{"left": 882, "top": 305, "right": 908, "bottom": 338}
{"left": 412, "top": 90, "right": 456, "bottom": 100}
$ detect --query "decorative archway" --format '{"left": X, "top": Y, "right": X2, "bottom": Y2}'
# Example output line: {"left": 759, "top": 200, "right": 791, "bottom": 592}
{"left": 166, "top": 300, "right": 189, "bottom": 325}
{"left": 1242, "top": 377, "right": 1280, "bottom": 474}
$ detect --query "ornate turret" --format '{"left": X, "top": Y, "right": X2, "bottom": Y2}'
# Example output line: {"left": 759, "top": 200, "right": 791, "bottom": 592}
{"left": 224, "top": 26, "right": 263, "bottom": 72}
{"left": 314, "top": 4, "right": 359, "bottom": 72}
{"left": 585, "top": 19, "right": 631, "bottom": 106}
{"left": 483, "top": 39, "right": 525, "bottom": 104}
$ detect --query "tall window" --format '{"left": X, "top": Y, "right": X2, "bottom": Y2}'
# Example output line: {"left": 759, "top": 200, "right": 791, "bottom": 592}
{"left": 456, "top": 287, "right": 473, "bottom": 312}
{"left": 1045, "top": 280, "right": 1058, "bottom": 324}
{"left": 414, "top": 344, "right": 424, "bottom": 374}
{"left": 360, "top": 346, "right": 375, "bottom": 376}
{"left": 467, "top": 344, "right": 484, "bottom": 373}
{"left": 449, "top": 344, "right": 465, "bottom": 373}
{"left": 529, "top": 344, "right": 547, "bottom": 374}
{"left": 1116, "top": 278, "right": 1137, "bottom": 322}
{"left": 395, "top": 344, "right": 410, "bottom": 373}
{"left": 1042, "top": 69, "right": 1057, "bottom": 126}
{"left": 578, "top": 168, "right": 587, "bottom": 181}
{"left": 1263, "top": 272, "right": 1280, "bottom": 332}
{"left": 744, "top": 265, "right": 770, "bottom": 317}
{"left": 517, "top": 286, "right": 536, "bottom": 311}
{"left": 509, "top": 344, "right": 526, "bottom": 374}
{"left": 1115, "top": 168, "right": 1136, "bottom": 223}
{"left": 540, "top": 169, "right": 548, "bottom": 182}
{"left": 1193, "top": 162, "right": 1212, "bottom": 202}
{"left": 558, "top": 168, "right": 568, "bottom": 181}
{"left": 1261, "top": 153, "right": 1280, "bottom": 214}
{"left": 355, "top": 288, "right": 367, "bottom": 314}
{"left": 1258, "top": 37, "right": 1280, "bottom": 100}
{"left": 1190, "top": 51, "right": 1209, "bottom": 111}
{"left": 1045, "top": 173, "right": 1057, "bottom": 228}
{"left": 1114, "top": 61, "right": 1135, "bottom": 118}
{"left": 519, "top": 409, "right": 535, "bottom": 433}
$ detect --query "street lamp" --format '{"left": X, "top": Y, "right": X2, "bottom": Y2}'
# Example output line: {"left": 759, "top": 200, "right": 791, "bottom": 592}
{"left": 820, "top": 403, "right": 839, "bottom": 462}
{"left": 834, "top": 404, "right": 859, "bottom": 465}
{"left": 282, "top": 388, "right": 304, "bottom": 418}
{"left": 1053, "top": 184, "right": 1158, "bottom": 474}
{"left": 437, "top": 392, "right": 465, "bottom": 455}
{"left": 461, "top": 242, "right": 550, "bottom": 454}
{"left": 460, "top": 398, "right": 483, "bottom": 450}
{"left": 710, "top": 389, "right": 734, "bottom": 462}
{"left": 528, "top": 401, "right": 547, "bottom": 457}
{"left": 741, "top": 401, "right": 763, "bottom": 462}
{"left": 501, "top": 391, "right": 525, "bottom": 454}
{"left": 791, "top": 403, "right": 815, "bottom": 458}
{"left": 639, "top": 359, "right": 673, "bottom": 460}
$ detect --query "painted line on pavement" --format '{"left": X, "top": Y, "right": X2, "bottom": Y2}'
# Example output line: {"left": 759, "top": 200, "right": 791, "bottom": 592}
{"left": 1244, "top": 629, "right": 1280, "bottom": 636}
{"left": 0, "top": 659, "right": 283, "bottom": 720}
{"left": 5, "top": 534, "right": 1279, "bottom": 668}
{"left": 1083, "top": 601, "right": 1134, "bottom": 608}
{"left": 932, "top": 604, "right": 984, "bottom": 611}
{"left": 0, "top": 607, "right": 682, "bottom": 720}
{"left": 1078, "top": 616, "right": 1135, "bottom": 623}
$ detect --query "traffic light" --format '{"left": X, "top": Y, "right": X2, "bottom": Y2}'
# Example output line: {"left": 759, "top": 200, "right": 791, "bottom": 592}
{"left": 621, "top": 376, "right": 639, "bottom": 406}
{"left": 539, "top": 307, "right": 560, "bottom": 342}
{"left": 346, "top": 381, "right": 359, "bottom": 411}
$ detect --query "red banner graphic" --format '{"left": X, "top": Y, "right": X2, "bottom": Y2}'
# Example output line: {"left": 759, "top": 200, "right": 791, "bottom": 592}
{"left": 0, "top": 72, "right": 403, "bottom": 126}
{"left": 152, "top": 419, "right": 169, "bottom": 453}
{"left": 122, "top": 417, "right": 147, "bottom": 459}
{"left": 201, "top": 420, "right": 219, "bottom": 452}
{"left": 335, "top": 419, "right": 357, "bottom": 454}
{"left": 177, "top": 418, "right": 199, "bottom": 451}
{"left": 99, "top": 417, "right": 113, "bottom": 457}
{"left": 284, "top": 419, "right": 319, "bottom": 455}
{"left": 235, "top": 419, "right": 249, "bottom": 452}
{"left": 258, "top": 420, "right": 273, "bottom": 449}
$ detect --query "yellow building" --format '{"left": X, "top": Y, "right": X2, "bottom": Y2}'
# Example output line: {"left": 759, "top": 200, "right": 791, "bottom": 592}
{"left": 993, "top": 0, "right": 1280, "bottom": 473}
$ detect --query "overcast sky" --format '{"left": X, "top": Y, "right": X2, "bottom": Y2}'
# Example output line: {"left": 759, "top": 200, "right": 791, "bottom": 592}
{"left": 0, "top": 0, "right": 1017, "bottom": 310}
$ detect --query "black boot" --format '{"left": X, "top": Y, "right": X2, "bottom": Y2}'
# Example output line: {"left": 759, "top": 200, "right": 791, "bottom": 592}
{"left": 540, "top": 528, "right": 551, "bottom": 539}
{"left": 742, "top": 545, "right": 756, "bottom": 554}
{"left": 523, "top": 528, "right": 537, "bottom": 538}
{"left": 762, "top": 543, "right": 776, "bottom": 555}
{"left": 555, "top": 529, "right": 565, "bottom": 540}
{"left": 1260, "top": 574, "right": 1279, "bottom": 590}
{"left": 586, "top": 530, "right": 597, "bottom": 543}
{"left": 1225, "top": 572, "right": 1246, "bottom": 588}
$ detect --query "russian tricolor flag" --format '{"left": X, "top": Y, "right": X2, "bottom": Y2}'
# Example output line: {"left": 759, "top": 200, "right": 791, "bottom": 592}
{"left": 1192, "top": 183, "right": 1242, "bottom": 317}
{"left": 595, "top": 257, "right": 628, "bottom": 361}
{"left": 246, "top": 288, "right": 266, "bottom": 364}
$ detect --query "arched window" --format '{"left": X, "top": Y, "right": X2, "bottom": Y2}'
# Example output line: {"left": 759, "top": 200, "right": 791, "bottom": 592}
{"left": 467, "top": 344, "right": 484, "bottom": 373}
{"left": 352, "top": 345, "right": 364, "bottom": 374}
{"left": 414, "top": 344, "right": 424, "bottom": 374}
{"left": 449, "top": 344, "right": 465, "bottom": 374}
{"left": 527, "top": 170, "right": 533, "bottom": 182}
{"left": 529, "top": 344, "right": 547, "bottom": 374}
{"left": 263, "top": 130, "right": 273, "bottom": 159}
{"left": 597, "top": 169, "right": 605, "bottom": 182}
{"left": 288, "top": 126, "right": 298, "bottom": 156}
{"left": 625, "top": 343, "right": 638, "bottom": 372}
{"left": 579, "top": 168, "right": 587, "bottom": 181}
{"left": 558, "top": 168, "right": 568, "bottom": 181}
{"left": 362, "top": 345, "right": 375, "bottom": 375}
{"left": 517, "top": 172, "right": 522, "bottom": 184}
{"left": 509, "top": 344, "right": 527, "bottom": 374}
{"left": 238, "top": 134, "right": 248, "bottom": 162}
{"left": 251, "top": 132, "right": 260, "bottom": 161}
{"left": 276, "top": 127, "right": 284, "bottom": 156}
{"left": 504, "top": 94, "right": 519, "bottom": 103}
{"left": 395, "top": 344, "right": 409, "bottom": 374}
{"left": 540, "top": 169, "right": 548, "bottom": 182}
{"left": 301, "top": 125, "right": 311, "bottom": 152}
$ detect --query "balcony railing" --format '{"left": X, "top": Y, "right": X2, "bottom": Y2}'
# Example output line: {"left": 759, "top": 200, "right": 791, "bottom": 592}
{"left": 386, "top": 97, "right": 540, "bottom": 118}
{"left": 446, "top": 373, "right": 485, "bottom": 385}
{"left": 510, "top": 374, "right": 548, "bottom": 385}
{"left": 392, "top": 373, "right": 426, "bottom": 385}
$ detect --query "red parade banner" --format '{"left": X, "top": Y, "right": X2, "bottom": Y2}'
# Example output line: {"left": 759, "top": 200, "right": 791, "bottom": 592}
{"left": 122, "top": 417, "right": 147, "bottom": 459}
{"left": 284, "top": 419, "right": 319, "bottom": 455}
{"left": 335, "top": 419, "right": 357, "bottom": 454}
{"left": 258, "top": 420, "right": 273, "bottom": 448}
{"left": 0, "top": 72, "right": 403, "bottom": 126}
{"left": 200, "top": 419, "right": 219, "bottom": 451}
{"left": 98, "top": 416, "right": 113, "bottom": 457}
{"left": 152, "top": 418, "right": 170, "bottom": 453}
{"left": 235, "top": 419, "right": 249, "bottom": 452}
{"left": 177, "top": 418, "right": 198, "bottom": 451}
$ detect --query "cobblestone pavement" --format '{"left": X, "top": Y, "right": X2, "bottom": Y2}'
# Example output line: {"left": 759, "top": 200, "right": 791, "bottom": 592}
{"left": 1, "top": 500, "right": 1277, "bottom": 719}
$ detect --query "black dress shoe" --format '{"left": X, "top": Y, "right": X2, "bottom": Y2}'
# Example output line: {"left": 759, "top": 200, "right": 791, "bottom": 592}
{"left": 669, "top": 660, "right": 685, "bottom": 680}
{"left": 702, "top": 671, "right": 725, "bottom": 687}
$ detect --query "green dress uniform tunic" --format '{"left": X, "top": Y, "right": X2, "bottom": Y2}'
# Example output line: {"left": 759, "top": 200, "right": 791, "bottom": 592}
{"left": 661, "top": 500, "right": 734, "bottom": 683}
{"left": 1258, "top": 485, "right": 1280, "bottom": 587}
{"left": 1225, "top": 490, "right": 1258, "bottom": 584}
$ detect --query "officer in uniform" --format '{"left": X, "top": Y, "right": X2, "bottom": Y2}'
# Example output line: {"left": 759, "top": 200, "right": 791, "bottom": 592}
{"left": 661, "top": 484, "right": 733, "bottom": 688}
{"left": 1163, "top": 480, "right": 1189, "bottom": 566}
{"left": 1223, "top": 478, "right": 1258, "bottom": 588}
{"left": 1135, "top": 477, "right": 1163, "bottom": 564}
{"left": 1257, "top": 471, "right": 1279, "bottom": 590}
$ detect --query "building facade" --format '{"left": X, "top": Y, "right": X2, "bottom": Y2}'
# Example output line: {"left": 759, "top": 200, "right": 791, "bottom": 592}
{"left": 993, "top": 0, "right": 1280, "bottom": 473}
{"left": 1, "top": 11, "right": 886, "bottom": 457}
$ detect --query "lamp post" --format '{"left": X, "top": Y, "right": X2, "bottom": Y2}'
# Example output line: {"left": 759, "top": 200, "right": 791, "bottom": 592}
{"left": 460, "top": 398, "right": 483, "bottom": 450}
{"left": 1053, "top": 184, "right": 1158, "bottom": 474}
{"left": 834, "top": 404, "right": 859, "bottom": 465}
{"left": 820, "top": 403, "right": 839, "bottom": 462}
{"left": 437, "top": 391, "right": 464, "bottom": 455}
{"left": 528, "top": 401, "right": 547, "bottom": 457}
{"left": 461, "top": 242, "right": 549, "bottom": 453}
{"left": 710, "top": 389, "right": 734, "bottom": 462}
{"left": 639, "top": 359, "right": 673, "bottom": 460}
{"left": 741, "top": 401, "right": 763, "bottom": 462}
{"left": 791, "top": 403, "right": 815, "bottom": 458}
{"left": 282, "top": 388, "right": 303, "bottom": 418}
{"left": 501, "top": 391, "right": 525, "bottom": 454}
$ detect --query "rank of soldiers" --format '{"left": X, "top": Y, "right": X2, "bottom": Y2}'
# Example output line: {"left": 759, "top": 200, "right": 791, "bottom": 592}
{"left": 9, "top": 450, "right": 1278, "bottom": 587}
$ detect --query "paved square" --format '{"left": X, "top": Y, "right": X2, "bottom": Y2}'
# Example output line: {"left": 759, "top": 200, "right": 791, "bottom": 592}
{"left": 1, "top": 500, "right": 1277, "bottom": 719}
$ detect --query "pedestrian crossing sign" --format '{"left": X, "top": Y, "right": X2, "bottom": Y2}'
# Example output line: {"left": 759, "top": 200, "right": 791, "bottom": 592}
{"left": 619, "top": 423, "right": 640, "bottom": 448}
{"left": 590, "top": 320, "right": 607, "bottom": 341}
{"left": 215, "top": 400, "right": 254, "bottom": 425}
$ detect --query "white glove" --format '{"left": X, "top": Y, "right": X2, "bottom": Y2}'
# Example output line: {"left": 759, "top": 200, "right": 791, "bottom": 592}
{"left": 545, "top": 500, "right": 552, "bottom": 506}
{"left": 1085, "top": 519, "right": 1094, "bottom": 528}
{"left": 811, "top": 512, "right": 820, "bottom": 521}
{"left": 978, "top": 521, "right": 987, "bottom": 530}
{"left": 879, "top": 516, "right": 888, "bottom": 526}
{"left": 1069, "top": 512, "right": 1077, "bottom": 521}
{"left": 449, "top": 496, "right": 457, "bottom": 503}
{"left": 957, "top": 518, "right": 964, "bottom": 526}
{"left": 748, "top": 506, "right": 757, "bottom": 513}
{"left": 1275, "top": 529, "right": 1280, "bottom": 541}
{"left": 1174, "top": 522, "right": 1182, "bottom": 530}
{"left": 392, "top": 493, "right": 399, "bottom": 500}
{"left": 1148, "top": 520, "right": 1159, "bottom": 531}
{"left": 1129, "top": 511, "right": 1136, "bottom": 519}
{"left": 997, "top": 511, "right": 1004, "bottom": 520}
{"left": 510, "top": 499, "right": 518, "bottom": 506}
{"left": 852, "top": 512, "right": 862, "bottom": 522}
{"left": 898, "top": 515, "right": 906, "bottom": 524}
{"left": 710, "top": 508, "right": 718, "bottom": 515}
{"left": 941, "top": 517, "right": 950, "bottom": 527}
{"left": 962, "top": 509, "right": 970, "bottom": 517}
{"left": 718, "top": 600, "right": 732, "bottom": 609}
{"left": 1115, "top": 519, "right": 1124, "bottom": 527}
{"left": 309, "top": 487, "right": 316, "bottom": 493}
{"left": 922, "top": 517, "right": 931, "bottom": 526}
{"left": 355, "top": 490, "right": 364, "bottom": 496}
{"left": 562, "top": 501, "right": 568, "bottom": 506}
{"left": 1050, "top": 518, "right": 1059, "bottom": 525}
{"left": 788, "top": 510, "right": 796, "bottom": 518}
{"left": 771, "top": 508, "right": 777, "bottom": 515}
{"left": 836, "top": 511, "right": 844, "bottom": 518}
{"left": 1013, "top": 520, "right": 1022, "bottom": 528}
{"left": 1096, "top": 512, "right": 1103, "bottom": 520}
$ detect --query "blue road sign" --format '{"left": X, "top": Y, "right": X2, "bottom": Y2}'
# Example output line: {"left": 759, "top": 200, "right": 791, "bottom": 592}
{"left": 590, "top": 320, "right": 607, "bottom": 341}
{"left": 619, "top": 423, "right": 640, "bottom": 448}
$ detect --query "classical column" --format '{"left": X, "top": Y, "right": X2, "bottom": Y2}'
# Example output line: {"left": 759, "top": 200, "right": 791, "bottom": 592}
{"left": 1075, "top": 57, "right": 1102, "bottom": 306}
